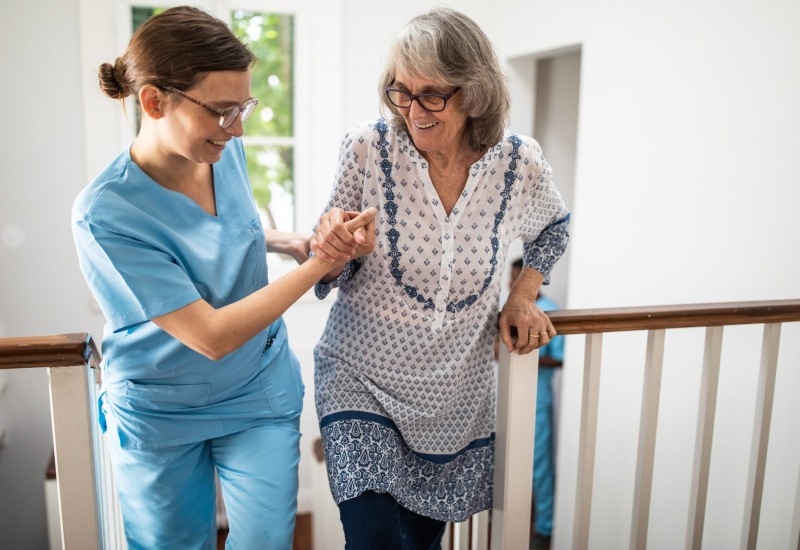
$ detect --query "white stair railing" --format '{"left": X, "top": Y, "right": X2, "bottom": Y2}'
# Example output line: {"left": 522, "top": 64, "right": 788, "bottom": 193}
{"left": 543, "top": 300, "right": 800, "bottom": 550}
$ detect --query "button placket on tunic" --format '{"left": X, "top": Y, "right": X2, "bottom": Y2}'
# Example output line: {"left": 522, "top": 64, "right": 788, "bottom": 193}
{"left": 419, "top": 163, "right": 482, "bottom": 332}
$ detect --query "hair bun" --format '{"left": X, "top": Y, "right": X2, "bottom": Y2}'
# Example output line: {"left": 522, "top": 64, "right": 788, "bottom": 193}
{"left": 98, "top": 57, "right": 129, "bottom": 99}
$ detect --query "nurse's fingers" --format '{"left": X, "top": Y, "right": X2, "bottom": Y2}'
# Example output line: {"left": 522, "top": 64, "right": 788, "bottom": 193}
{"left": 350, "top": 210, "right": 377, "bottom": 258}
{"left": 309, "top": 232, "right": 340, "bottom": 263}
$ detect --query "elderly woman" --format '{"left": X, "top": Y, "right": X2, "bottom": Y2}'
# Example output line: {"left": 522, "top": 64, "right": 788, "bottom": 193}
{"left": 310, "top": 7, "right": 570, "bottom": 549}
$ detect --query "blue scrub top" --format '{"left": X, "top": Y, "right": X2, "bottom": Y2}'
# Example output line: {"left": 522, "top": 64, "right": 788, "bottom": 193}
{"left": 72, "top": 138, "right": 301, "bottom": 450}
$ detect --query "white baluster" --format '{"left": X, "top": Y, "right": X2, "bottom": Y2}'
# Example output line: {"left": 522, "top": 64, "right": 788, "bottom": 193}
{"left": 573, "top": 333, "right": 602, "bottom": 550}
{"left": 630, "top": 329, "right": 665, "bottom": 550}
{"left": 472, "top": 510, "right": 489, "bottom": 550}
{"left": 686, "top": 326, "right": 723, "bottom": 550}
{"left": 88, "top": 376, "right": 127, "bottom": 549}
{"left": 454, "top": 518, "right": 471, "bottom": 550}
{"left": 49, "top": 365, "right": 101, "bottom": 550}
{"left": 741, "top": 323, "right": 781, "bottom": 550}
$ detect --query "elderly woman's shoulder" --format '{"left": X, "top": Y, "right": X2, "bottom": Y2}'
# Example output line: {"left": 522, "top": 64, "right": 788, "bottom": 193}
{"left": 502, "top": 130, "right": 542, "bottom": 151}
{"left": 344, "top": 117, "right": 401, "bottom": 136}
{"left": 483, "top": 130, "right": 545, "bottom": 160}
{"left": 340, "top": 117, "right": 407, "bottom": 147}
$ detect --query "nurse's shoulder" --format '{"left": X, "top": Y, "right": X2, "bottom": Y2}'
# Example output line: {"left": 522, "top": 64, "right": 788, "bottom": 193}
{"left": 72, "top": 147, "right": 149, "bottom": 229}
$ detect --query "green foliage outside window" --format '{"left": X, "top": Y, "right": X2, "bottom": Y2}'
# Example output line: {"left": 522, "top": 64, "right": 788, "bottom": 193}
{"left": 232, "top": 12, "right": 295, "bottom": 230}
{"left": 131, "top": 7, "right": 165, "bottom": 32}
{"left": 232, "top": 12, "right": 294, "bottom": 138}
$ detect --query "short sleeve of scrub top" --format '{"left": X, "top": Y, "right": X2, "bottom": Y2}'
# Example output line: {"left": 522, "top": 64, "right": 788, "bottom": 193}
{"left": 74, "top": 213, "right": 202, "bottom": 333}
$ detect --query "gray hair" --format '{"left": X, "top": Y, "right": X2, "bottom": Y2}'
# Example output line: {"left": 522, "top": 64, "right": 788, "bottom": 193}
{"left": 378, "top": 7, "right": 510, "bottom": 152}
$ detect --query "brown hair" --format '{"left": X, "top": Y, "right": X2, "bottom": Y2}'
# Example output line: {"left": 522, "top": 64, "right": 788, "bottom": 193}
{"left": 98, "top": 6, "right": 255, "bottom": 104}
{"left": 378, "top": 7, "right": 510, "bottom": 152}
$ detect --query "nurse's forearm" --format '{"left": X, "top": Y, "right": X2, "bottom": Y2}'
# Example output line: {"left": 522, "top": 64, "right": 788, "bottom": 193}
{"left": 152, "top": 255, "right": 341, "bottom": 360}
{"left": 152, "top": 208, "right": 376, "bottom": 359}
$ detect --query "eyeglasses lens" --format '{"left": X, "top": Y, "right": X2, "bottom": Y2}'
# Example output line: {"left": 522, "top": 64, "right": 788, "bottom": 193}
{"left": 386, "top": 90, "right": 445, "bottom": 112}
{"left": 241, "top": 98, "right": 258, "bottom": 122}
{"left": 220, "top": 99, "right": 259, "bottom": 129}
{"left": 386, "top": 90, "right": 411, "bottom": 108}
{"left": 419, "top": 96, "right": 444, "bottom": 111}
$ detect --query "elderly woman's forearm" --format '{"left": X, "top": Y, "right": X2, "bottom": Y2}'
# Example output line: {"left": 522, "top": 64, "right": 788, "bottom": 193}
{"left": 321, "top": 264, "right": 347, "bottom": 284}
{"left": 510, "top": 267, "right": 545, "bottom": 299}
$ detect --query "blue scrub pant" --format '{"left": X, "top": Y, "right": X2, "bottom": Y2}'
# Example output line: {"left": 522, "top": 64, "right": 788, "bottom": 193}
{"left": 106, "top": 418, "right": 301, "bottom": 550}
{"left": 533, "top": 368, "right": 555, "bottom": 536}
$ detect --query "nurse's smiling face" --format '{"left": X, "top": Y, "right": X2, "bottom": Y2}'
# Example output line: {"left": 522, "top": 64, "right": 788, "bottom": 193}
{"left": 392, "top": 67, "right": 468, "bottom": 161}
{"left": 161, "top": 69, "right": 253, "bottom": 165}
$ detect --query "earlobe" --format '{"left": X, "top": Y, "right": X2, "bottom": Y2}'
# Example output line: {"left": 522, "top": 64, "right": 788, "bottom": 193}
{"left": 138, "top": 85, "right": 165, "bottom": 120}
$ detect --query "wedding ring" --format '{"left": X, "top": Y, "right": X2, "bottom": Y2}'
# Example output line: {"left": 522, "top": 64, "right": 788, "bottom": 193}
{"left": 530, "top": 333, "right": 540, "bottom": 338}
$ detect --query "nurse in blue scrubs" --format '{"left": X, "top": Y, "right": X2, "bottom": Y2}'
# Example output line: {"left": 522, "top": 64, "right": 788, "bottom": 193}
{"left": 71, "top": 7, "right": 376, "bottom": 549}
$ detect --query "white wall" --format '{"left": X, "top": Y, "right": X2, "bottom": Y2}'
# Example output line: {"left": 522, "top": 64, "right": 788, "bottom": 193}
{"left": 340, "top": 1, "right": 800, "bottom": 548}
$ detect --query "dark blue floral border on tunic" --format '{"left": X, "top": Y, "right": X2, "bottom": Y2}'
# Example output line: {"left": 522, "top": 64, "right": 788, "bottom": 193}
{"left": 320, "top": 411, "right": 495, "bottom": 523}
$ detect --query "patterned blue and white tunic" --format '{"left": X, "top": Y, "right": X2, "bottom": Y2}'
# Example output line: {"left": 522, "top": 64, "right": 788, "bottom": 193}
{"left": 314, "top": 119, "right": 569, "bottom": 522}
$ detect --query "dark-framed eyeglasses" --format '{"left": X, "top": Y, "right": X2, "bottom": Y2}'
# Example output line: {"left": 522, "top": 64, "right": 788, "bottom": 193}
{"left": 384, "top": 86, "right": 460, "bottom": 113}
{"left": 164, "top": 86, "right": 259, "bottom": 129}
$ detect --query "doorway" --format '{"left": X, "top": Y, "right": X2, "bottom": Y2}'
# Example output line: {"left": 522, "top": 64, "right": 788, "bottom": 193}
{"left": 505, "top": 46, "right": 581, "bottom": 310}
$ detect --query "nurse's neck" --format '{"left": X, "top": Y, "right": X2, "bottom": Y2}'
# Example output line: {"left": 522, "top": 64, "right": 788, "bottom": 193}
{"left": 131, "top": 133, "right": 212, "bottom": 195}
{"left": 131, "top": 132, "right": 217, "bottom": 216}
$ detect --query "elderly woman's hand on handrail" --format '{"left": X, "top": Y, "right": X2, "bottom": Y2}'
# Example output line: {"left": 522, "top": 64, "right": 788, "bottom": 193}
{"left": 498, "top": 267, "right": 557, "bottom": 355}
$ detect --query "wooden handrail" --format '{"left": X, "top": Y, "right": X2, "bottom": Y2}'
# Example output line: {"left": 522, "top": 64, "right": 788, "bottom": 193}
{"left": 2, "top": 301, "right": 797, "bottom": 368}
{"left": 0, "top": 333, "right": 100, "bottom": 369}
{"left": 547, "top": 299, "right": 800, "bottom": 335}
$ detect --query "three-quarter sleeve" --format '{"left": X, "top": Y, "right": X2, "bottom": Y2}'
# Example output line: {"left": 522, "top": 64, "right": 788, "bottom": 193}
{"left": 519, "top": 140, "right": 570, "bottom": 284}
{"left": 313, "top": 126, "right": 370, "bottom": 299}
{"left": 523, "top": 214, "right": 570, "bottom": 284}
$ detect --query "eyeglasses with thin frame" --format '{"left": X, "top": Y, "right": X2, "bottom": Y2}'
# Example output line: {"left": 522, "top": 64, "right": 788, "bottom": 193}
{"left": 384, "top": 86, "right": 460, "bottom": 113}
{"left": 164, "top": 86, "right": 259, "bottom": 129}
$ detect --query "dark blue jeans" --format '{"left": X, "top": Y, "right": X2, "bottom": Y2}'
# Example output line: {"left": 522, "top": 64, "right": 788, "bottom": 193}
{"left": 338, "top": 491, "right": 446, "bottom": 550}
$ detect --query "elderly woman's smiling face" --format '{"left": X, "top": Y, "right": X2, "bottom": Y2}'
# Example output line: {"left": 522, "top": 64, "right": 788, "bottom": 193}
{"left": 392, "top": 67, "right": 468, "bottom": 161}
